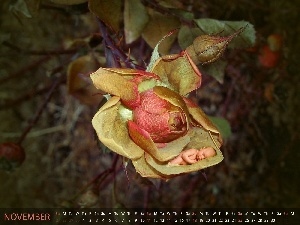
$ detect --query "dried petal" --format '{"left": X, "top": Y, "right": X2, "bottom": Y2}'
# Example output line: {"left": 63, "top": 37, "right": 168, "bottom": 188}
{"left": 92, "top": 97, "right": 144, "bottom": 160}
{"left": 145, "top": 127, "right": 223, "bottom": 175}
{"left": 184, "top": 97, "right": 222, "bottom": 143}
{"left": 149, "top": 51, "right": 202, "bottom": 95}
{"left": 153, "top": 86, "right": 190, "bottom": 122}
{"left": 132, "top": 155, "right": 170, "bottom": 179}
{"left": 133, "top": 89, "right": 188, "bottom": 143}
{"left": 90, "top": 68, "right": 141, "bottom": 108}
{"left": 128, "top": 121, "right": 190, "bottom": 162}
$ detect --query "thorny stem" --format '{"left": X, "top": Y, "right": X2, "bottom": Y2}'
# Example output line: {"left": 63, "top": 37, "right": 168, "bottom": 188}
{"left": 17, "top": 78, "right": 62, "bottom": 145}
{"left": 98, "top": 20, "right": 145, "bottom": 70}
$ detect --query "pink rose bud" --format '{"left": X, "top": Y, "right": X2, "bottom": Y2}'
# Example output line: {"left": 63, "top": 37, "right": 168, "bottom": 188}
{"left": 133, "top": 89, "right": 188, "bottom": 143}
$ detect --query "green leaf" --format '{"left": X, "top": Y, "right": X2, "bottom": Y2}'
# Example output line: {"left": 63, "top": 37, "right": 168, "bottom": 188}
{"left": 178, "top": 25, "right": 202, "bottom": 50}
{"left": 200, "top": 60, "right": 227, "bottom": 83}
{"left": 146, "top": 29, "right": 177, "bottom": 72}
{"left": 170, "top": 9, "right": 194, "bottom": 20}
{"left": 194, "top": 18, "right": 256, "bottom": 48}
{"left": 124, "top": 0, "right": 149, "bottom": 44}
{"left": 142, "top": 10, "right": 180, "bottom": 54}
{"left": 89, "top": 0, "right": 122, "bottom": 32}
{"left": 208, "top": 116, "right": 232, "bottom": 139}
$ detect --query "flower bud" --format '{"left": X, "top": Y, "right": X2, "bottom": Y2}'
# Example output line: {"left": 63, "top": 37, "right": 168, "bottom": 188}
{"left": 133, "top": 89, "right": 188, "bottom": 143}
{"left": 186, "top": 27, "right": 245, "bottom": 64}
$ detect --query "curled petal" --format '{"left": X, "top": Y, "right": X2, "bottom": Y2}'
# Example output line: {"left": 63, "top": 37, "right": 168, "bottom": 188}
{"left": 146, "top": 147, "right": 222, "bottom": 175}
{"left": 132, "top": 88, "right": 188, "bottom": 142}
{"left": 153, "top": 86, "right": 190, "bottom": 124}
{"left": 184, "top": 97, "right": 222, "bottom": 144}
{"left": 132, "top": 155, "right": 171, "bottom": 179}
{"left": 90, "top": 68, "right": 140, "bottom": 109}
{"left": 168, "top": 147, "right": 217, "bottom": 166}
{"left": 128, "top": 121, "right": 190, "bottom": 162}
{"left": 149, "top": 51, "right": 202, "bottom": 96}
{"left": 145, "top": 127, "right": 223, "bottom": 175}
{"left": 92, "top": 97, "right": 144, "bottom": 160}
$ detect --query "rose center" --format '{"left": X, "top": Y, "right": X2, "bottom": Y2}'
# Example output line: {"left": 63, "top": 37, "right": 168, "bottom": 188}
{"left": 169, "top": 112, "right": 185, "bottom": 131}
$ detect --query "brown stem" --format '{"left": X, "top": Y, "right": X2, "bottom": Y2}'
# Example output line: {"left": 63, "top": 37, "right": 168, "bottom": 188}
{"left": 98, "top": 20, "right": 145, "bottom": 70}
{"left": 0, "top": 56, "right": 51, "bottom": 84}
{"left": 70, "top": 155, "right": 119, "bottom": 202}
{"left": 17, "top": 78, "right": 62, "bottom": 145}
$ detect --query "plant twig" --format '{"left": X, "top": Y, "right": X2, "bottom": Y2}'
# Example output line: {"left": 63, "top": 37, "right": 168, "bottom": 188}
{"left": 17, "top": 78, "right": 62, "bottom": 145}
{"left": 0, "top": 56, "right": 51, "bottom": 84}
{"left": 70, "top": 154, "right": 120, "bottom": 202}
{"left": 98, "top": 20, "right": 145, "bottom": 70}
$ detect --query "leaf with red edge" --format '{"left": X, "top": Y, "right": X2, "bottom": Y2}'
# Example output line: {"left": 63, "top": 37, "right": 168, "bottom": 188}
{"left": 149, "top": 52, "right": 202, "bottom": 96}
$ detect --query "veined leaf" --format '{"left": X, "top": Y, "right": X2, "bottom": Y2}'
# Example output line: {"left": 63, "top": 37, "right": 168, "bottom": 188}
{"left": 124, "top": 0, "right": 149, "bottom": 44}
{"left": 194, "top": 18, "right": 256, "bottom": 48}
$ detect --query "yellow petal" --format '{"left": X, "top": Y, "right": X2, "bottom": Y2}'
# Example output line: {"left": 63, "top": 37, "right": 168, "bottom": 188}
{"left": 153, "top": 86, "right": 190, "bottom": 125}
{"left": 184, "top": 98, "right": 222, "bottom": 143}
{"left": 90, "top": 68, "right": 140, "bottom": 108}
{"left": 131, "top": 155, "right": 167, "bottom": 179}
{"left": 92, "top": 96, "right": 144, "bottom": 159}
{"left": 128, "top": 120, "right": 190, "bottom": 162}
{"left": 145, "top": 127, "right": 223, "bottom": 176}
{"left": 150, "top": 51, "right": 202, "bottom": 96}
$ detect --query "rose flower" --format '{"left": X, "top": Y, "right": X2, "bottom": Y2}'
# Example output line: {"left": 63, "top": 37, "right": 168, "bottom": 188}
{"left": 90, "top": 50, "right": 223, "bottom": 179}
